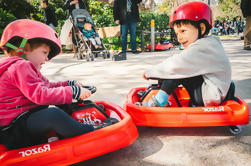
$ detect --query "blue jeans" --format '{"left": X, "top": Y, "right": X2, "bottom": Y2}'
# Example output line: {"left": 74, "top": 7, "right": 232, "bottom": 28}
{"left": 121, "top": 21, "right": 138, "bottom": 53}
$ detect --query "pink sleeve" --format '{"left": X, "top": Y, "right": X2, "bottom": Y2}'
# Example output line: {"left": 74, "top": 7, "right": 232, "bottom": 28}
{"left": 12, "top": 62, "right": 73, "bottom": 105}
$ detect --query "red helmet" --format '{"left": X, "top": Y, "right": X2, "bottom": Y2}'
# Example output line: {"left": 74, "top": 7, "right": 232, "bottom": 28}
{"left": 169, "top": 1, "right": 212, "bottom": 28}
{"left": 0, "top": 19, "right": 61, "bottom": 59}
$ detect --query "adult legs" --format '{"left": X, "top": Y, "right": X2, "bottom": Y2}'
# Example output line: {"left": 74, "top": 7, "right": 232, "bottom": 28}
{"left": 121, "top": 24, "right": 129, "bottom": 53}
{"left": 244, "top": 16, "right": 251, "bottom": 49}
{"left": 129, "top": 21, "right": 138, "bottom": 52}
{"left": 72, "top": 28, "right": 78, "bottom": 57}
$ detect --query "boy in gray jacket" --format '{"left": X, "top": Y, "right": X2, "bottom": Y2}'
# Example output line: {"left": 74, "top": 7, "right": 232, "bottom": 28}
{"left": 142, "top": 1, "right": 231, "bottom": 107}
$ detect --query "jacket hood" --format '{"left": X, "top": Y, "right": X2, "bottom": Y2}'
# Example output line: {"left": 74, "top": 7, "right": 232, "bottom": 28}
{"left": 0, "top": 56, "right": 23, "bottom": 77}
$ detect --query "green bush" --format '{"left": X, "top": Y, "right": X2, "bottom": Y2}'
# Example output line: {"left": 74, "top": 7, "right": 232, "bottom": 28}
{"left": 88, "top": 0, "right": 115, "bottom": 27}
{"left": 138, "top": 12, "right": 170, "bottom": 32}
{"left": 0, "top": 9, "right": 17, "bottom": 35}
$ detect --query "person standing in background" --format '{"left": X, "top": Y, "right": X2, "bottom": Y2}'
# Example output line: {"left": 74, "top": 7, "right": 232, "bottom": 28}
{"left": 241, "top": 0, "right": 251, "bottom": 50}
{"left": 63, "top": 0, "right": 88, "bottom": 14}
{"left": 41, "top": 0, "right": 58, "bottom": 31}
{"left": 63, "top": 0, "right": 88, "bottom": 57}
{"left": 113, "top": 0, "right": 142, "bottom": 58}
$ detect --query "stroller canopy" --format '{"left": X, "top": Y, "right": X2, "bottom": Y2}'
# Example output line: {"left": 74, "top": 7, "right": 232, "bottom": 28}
{"left": 72, "top": 9, "right": 94, "bottom": 26}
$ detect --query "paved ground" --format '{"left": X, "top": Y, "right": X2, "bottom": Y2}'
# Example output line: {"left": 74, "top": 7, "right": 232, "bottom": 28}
{"left": 2, "top": 39, "right": 250, "bottom": 166}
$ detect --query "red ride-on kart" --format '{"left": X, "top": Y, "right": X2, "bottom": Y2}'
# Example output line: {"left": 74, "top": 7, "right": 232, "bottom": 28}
{"left": 0, "top": 86, "right": 138, "bottom": 166}
{"left": 147, "top": 40, "right": 174, "bottom": 51}
{"left": 124, "top": 82, "right": 249, "bottom": 135}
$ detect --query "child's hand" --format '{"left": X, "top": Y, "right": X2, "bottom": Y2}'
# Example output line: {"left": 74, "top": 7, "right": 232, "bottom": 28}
{"left": 74, "top": 81, "right": 83, "bottom": 87}
{"left": 142, "top": 72, "right": 149, "bottom": 80}
{"left": 79, "top": 87, "right": 92, "bottom": 100}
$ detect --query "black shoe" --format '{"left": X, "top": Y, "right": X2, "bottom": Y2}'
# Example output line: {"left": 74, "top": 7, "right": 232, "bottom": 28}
{"left": 132, "top": 50, "right": 141, "bottom": 54}
{"left": 112, "top": 52, "right": 126, "bottom": 61}
{"left": 94, "top": 118, "right": 119, "bottom": 130}
{"left": 244, "top": 46, "right": 251, "bottom": 50}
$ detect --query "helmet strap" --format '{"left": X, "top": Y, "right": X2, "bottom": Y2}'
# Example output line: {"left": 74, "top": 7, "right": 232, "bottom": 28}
{"left": 5, "top": 38, "right": 28, "bottom": 59}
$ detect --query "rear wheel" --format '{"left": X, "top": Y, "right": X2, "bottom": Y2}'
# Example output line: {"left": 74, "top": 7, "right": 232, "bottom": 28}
{"left": 90, "top": 53, "right": 95, "bottom": 61}
{"left": 103, "top": 51, "right": 110, "bottom": 59}
{"left": 76, "top": 50, "right": 83, "bottom": 60}
{"left": 85, "top": 53, "right": 90, "bottom": 61}
{"left": 229, "top": 125, "right": 242, "bottom": 135}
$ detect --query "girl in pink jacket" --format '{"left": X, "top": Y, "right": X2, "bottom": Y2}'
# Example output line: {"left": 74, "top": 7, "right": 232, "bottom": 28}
{"left": 0, "top": 19, "right": 94, "bottom": 149}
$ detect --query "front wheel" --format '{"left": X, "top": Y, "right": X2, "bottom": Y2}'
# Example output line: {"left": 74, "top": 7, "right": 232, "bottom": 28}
{"left": 229, "top": 125, "right": 242, "bottom": 135}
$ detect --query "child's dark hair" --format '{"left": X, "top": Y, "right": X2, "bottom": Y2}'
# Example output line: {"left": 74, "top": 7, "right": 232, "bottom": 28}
{"left": 173, "top": 19, "right": 211, "bottom": 39}
{"left": 4, "top": 37, "right": 50, "bottom": 56}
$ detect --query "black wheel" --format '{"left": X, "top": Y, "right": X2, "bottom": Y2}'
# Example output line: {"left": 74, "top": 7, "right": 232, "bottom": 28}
{"left": 103, "top": 52, "right": 107, "bottom": 59}
{"left": 229, "top": 125, "right": 242, "bottom": 135}
{"left": 77, "top": 52, "right": 83, "bottom": 60}
{"left": 90, "top": 53, "right": 95, "bottom": 61}
{"left": 106, "top": 51, "right": 110, "bottom": 59}
{"left": 86, "top": 53, "right": 90, "bottom": 61}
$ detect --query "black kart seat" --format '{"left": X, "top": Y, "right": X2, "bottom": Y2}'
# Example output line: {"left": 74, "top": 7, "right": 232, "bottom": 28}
{"left": 224, "top": 81, "right": 236, "bottom": 101}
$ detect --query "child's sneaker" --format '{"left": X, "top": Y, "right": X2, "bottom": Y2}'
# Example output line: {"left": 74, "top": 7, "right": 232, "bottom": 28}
{"left": 48, "top": 136, "right": 59, "bottom": 143}
{"left": 142, "top": 96, "right": 171, "bottom": 107}
{"left": 142, "top": 96, "right": 161, "bottom": 107}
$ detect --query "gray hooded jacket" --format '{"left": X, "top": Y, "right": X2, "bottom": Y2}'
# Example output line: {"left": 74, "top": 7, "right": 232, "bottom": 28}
{"left": 145, "top": 36, "right": 231, "bottom": 106}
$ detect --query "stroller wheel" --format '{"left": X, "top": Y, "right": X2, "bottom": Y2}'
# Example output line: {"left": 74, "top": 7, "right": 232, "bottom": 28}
{"left": 91, "top": 53, "right": 95, "bottom": 61}
{"left": 106, "top": 51, "right": 110, "bottom": 59}
{"left": 103, "top": 51, "right": 110, "bottom": 59}
{"left": 77, "top": 52, "right": 83, "bottom": 60}
{"left": 85, "top": 53, "right": 90, "bottom": 61}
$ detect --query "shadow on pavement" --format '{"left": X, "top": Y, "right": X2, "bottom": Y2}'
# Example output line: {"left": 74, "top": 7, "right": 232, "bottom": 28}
{"left": 73, "top": 127, "right": 164, "bottom": 166}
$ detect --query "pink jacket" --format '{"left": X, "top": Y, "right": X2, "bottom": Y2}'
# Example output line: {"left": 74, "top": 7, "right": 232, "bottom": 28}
{"left": 0, "top": 56, "right": 73, "bottom": 126}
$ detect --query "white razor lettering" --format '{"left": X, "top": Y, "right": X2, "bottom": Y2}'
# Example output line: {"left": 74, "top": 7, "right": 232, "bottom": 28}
{"left": 19, "top": 144, "right": 51, "bottom": 157}
{"left": 202, "top": 106, "right": 225, "bottom": 112}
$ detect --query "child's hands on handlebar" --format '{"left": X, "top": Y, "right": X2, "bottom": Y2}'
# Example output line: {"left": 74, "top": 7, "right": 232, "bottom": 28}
{"left": 74, "top": 81, "right": 83, "bottom": 87}
{"left": 79, "top": 87, "right": 92, "bottom": 100}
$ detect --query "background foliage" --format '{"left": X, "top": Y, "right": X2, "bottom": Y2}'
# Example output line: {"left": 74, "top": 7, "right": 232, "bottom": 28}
{"left": 0, "top": 0, "right": 244, "bottom": 50}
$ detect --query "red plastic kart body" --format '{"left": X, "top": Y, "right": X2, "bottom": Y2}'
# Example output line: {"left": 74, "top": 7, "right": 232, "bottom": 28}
{"left": 0, "top": 101, "right": 138, "bottom": 166}
{"left": 124, "top": 87, "right": 249, "bottom": 127}
{"left": 147, "top": 42, "right": 174, "bottom": 51}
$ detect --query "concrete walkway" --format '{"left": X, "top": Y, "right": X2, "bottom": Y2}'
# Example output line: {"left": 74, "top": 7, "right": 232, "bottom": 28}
{"left": 3, "top": 39, "right": 250, "bottom": 166}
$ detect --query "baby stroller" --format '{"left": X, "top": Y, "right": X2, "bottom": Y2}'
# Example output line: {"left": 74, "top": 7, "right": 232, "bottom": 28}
{"left": 70, "top": 9, "right": 110, "bottom": 61}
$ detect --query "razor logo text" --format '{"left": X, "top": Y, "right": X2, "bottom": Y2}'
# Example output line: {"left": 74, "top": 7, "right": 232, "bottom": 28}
{"left": 19, "top": 144, "right": 51, "bottom": 157}
{"left": 202, "top": 106, "right": 225, "bottom": 112}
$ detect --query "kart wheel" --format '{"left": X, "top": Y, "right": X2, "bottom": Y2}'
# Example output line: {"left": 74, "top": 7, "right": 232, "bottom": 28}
{"left": 229, "top": 125, "right": 242, "bottom": 135}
